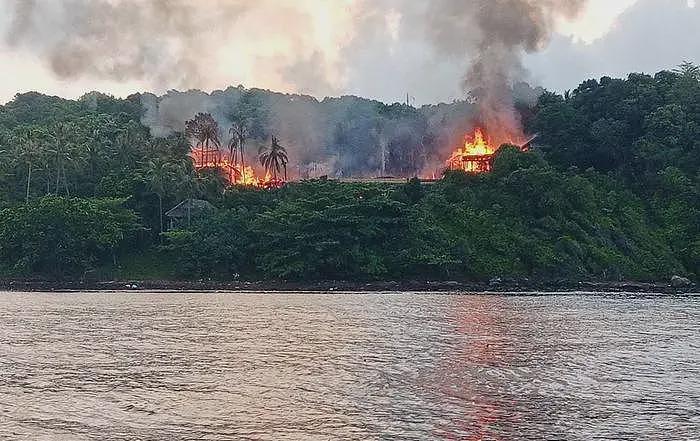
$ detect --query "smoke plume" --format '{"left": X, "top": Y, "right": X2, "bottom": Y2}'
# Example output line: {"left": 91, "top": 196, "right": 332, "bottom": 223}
{"left": 2, "top": 0, "right": 350, "bottom": 94}
{"left": 3, "top": 1, "right": 587, "bottom": 114}
{"left": 2, "top": 0, "right": 589, "bottom": 177}
{"left": 417, "top": 0, "right": 587, "bottom": 143}
{"left": 4, "top": 0, "right": 240, "bottom": 87}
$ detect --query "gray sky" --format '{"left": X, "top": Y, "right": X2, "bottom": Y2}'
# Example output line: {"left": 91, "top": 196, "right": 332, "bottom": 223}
{"left": 0, "top": 0, "right": 697, "bottom": 105}
{"left": 525, "top": 0, "right": 700, "bottom": 91}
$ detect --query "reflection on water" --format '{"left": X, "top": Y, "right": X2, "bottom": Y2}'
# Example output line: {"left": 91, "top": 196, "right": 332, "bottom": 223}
{"left": 0, "top": 292, "right": 697, "bottom": 440}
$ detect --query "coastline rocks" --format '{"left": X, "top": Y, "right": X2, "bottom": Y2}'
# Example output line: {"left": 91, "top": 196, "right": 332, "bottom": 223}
{"left": 670, "top": 276, "right": 691, "bottom": 288}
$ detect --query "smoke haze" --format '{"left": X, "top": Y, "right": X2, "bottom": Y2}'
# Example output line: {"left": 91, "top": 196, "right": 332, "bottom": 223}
{"left": 2, "top": 0, "right": 353, "bottom": 95}
{"left": 1, "top": 1, "right": 697, "bottom": 106}
{"left": 2, "top": 0, "right": 698, "bottom": 177}
{"left": 2, "top": 0, "right": 592, "bottom": 176}
{"left": 3, "top": 1, "right": 583, "bottom": 99}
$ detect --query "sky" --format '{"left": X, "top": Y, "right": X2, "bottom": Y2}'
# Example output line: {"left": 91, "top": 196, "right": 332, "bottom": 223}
{"left": 0, "top": 0, "right": 698, "bottom": 105}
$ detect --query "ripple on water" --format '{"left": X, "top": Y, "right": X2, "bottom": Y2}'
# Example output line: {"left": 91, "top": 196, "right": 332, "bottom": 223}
{"left": 0, "top": 292, "right": 698, "bottom": 440}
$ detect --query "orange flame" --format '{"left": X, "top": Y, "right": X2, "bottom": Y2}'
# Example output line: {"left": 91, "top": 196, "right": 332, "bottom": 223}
{"left": 446, "top": 128, "right": 497, "bottom": 173}
{"left": 190, "top": 147, "right": 282, "bottom": 188}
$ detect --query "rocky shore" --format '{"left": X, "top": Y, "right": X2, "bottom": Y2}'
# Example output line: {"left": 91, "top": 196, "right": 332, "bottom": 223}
{"left": 0, "top": 278, "right": 696, "bottom": 294}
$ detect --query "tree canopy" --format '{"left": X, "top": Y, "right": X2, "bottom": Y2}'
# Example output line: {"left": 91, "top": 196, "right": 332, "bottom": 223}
{"left": 0, "top": 64, "right": 697, "bottom": 282}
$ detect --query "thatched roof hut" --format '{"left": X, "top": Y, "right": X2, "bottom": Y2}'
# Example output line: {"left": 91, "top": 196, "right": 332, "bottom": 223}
{"left": 165, "top": 199, "right": 215, "bottom": 229}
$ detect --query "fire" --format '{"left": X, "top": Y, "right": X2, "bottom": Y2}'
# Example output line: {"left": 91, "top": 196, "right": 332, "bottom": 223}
{"left": 446, "top": 127, "right": 532, "bottom": 174}
{"left": 237, "top": 164, "right": 259, "bottom": 186}
{"left": 447, "top": 128, "right": 497, "bottom": 173}
{"left": 190, "top": 147, "right": 281, "bottom": 187}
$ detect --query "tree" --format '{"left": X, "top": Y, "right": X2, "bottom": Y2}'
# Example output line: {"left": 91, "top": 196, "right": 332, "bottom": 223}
{"left": 0, "top": 197, "right": 139, "bottom": 277}
{"left": 112, "top": 120, "right": 145, "bottom": 169}
{"left": 173, "top": 159, "right": 203, "bottom": 227}
{"left": 185, "top": 113, "right": 221, "bottom": 167}
{"left": 47, "top": 122, "right": 79, "bottom": 196}
{"left": 227, "top": 132, "right": 239, "bottom": 166}
{"left": 373, "top": 117, "right": 388, "bottom": 176}
{"left": 144, "top": 158, "right": 175, "bottom": 235}
{"left": 259, "top": 136, "right": 289, "bottom": 182}
{"left": 14, "top": 128, "right": 43, "bottom": 203}
{"left": 673, "top": 61, "right": 700, "bottom": 81}
{"left": 229, "top": 119, "right": 249, "bottom": 176}
{"left": 162, "top": 210, "right": 249, "bottom": 278}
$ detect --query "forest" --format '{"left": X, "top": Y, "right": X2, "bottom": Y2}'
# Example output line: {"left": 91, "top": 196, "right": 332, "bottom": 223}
{"left": 0, "top": 63, "right": 697, "bottom": 283}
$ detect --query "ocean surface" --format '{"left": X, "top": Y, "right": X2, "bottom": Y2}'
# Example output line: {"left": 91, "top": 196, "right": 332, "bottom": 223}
{"left": 0, "top": 291, "right": 698, "bottom": 440}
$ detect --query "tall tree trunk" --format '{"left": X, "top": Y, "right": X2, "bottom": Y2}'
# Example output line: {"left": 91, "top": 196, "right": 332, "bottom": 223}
{"left": 380, "top": 136, "right": 387, "bottom": 176}
{"left": 205, "top": 139, "right": 209, "bottom": 166}
{"left": 284, "top": 164, "right": 287, "bottom": 181}
{"left": 55, "top": 156, "right": 61, "bottom": 193}
{"left": 25, "top": 161, "right": 32, "bottom": 203}
{"left": 240, "top": 136, "right": 245, "bottom": 179}
{"left": 159, "top": 194, "right": 164, "bottom": 237}
{"left": 234, "top": 145, "right": 236, "bottom": 184}
{"left": 64, "top": 171, "right": 70, "bottom": 196}
{"left": 63, "top": 164, "right": 70, "bottom": 196}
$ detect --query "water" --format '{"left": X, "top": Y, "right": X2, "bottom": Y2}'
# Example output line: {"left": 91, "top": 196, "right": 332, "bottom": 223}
{"left": 0, "top": 292, "right": 698, "bottom": 440}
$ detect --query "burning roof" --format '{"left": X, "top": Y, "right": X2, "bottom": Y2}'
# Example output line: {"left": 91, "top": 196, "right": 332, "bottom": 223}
{"left": 446, "top": 128, "right": 533, "bottom": 174}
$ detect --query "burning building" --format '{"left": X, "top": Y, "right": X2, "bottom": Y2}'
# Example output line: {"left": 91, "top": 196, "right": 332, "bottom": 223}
{"left": 446, "top": 128, "right": 496, "bottom": 173}
{"left": 190, "top": 147, "right": 259, "bottom": 186}
{"left": 185, "top": 112, "right": 282, "bottom": 188}
{"left": 446, "top": 128, "right": 536, "bottom": 174}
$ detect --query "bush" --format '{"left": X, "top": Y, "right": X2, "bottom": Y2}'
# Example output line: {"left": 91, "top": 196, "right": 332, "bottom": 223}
{"left": 0, "top": 197, "right": 140, "bottom": 278}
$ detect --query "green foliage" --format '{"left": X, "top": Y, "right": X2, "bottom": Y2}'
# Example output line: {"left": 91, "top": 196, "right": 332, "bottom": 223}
{"left": 0, "top": 197, "right": 140, "bottom": 277}
{"left": 158, "top": 162, "right": 684, "bottom": 281}
{"left": 531, "top": 63, "right": 700, "bottom": 277}
{"left": 162, "top": 210, "right": 250, "bottom": 279}
{"left": 0, "top": 65, "right": 697, "bottom": 281}
{"left": 250, "top": 181, "right": 409, "bottom": 280}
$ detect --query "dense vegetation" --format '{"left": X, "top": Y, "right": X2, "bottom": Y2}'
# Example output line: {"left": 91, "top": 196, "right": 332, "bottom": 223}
{"left": 0, "top": 64, "right": 697, "bottom": 282}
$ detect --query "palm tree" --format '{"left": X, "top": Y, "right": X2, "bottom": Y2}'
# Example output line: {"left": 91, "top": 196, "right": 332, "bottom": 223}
{"left": 227, "top": 136, "right": 239, "bottom": 164}
{"left": 145, "top": 158, "right": 174, "bottom": 236}
{"left": 14, "top": 128, "right": 43, "bottom": 203}
{"left": 673, "top": 61, "right": 700, "bottom": 81}
{"left": 113, "top": 122, "right": 143, "bottom": 169}
{"left": 174, "top": 159, "right": 203, "bottom": 227}
{"left": 47, "top": 123, "right": 77, "bottom": 196}
{"left": 229, "top": 119, "right": 249, "bottom": 176}
{"left": 185, "top": 113, "right": 221, "bottom": 167}
{"left": 259, "top": 136, "right": 289, "bottom": 183}
{"left": 226, "top": 136, "right": 240, "bottom": 183}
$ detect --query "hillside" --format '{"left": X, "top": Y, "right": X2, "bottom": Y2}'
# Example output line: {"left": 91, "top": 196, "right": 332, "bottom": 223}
{"left": 0, "top": 66, "right": 697, "bottom": 283}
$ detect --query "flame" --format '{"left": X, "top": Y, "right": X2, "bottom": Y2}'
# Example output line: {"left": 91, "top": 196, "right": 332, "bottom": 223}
{"left": 446, "top": 128, "right": 497, "bottom": 174}
{"left": 445, "top": 127, "right": 531, "bottom": 174}
{"left": 238, "top": 165, "right": 259, "bottom": 186}
{"left": 190, "top": 147, "right": 283, "bottom": 188}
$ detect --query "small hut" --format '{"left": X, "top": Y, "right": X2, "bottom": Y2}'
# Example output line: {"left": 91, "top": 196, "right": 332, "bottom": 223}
{"left": 165, "top": 199, "right": 215, "bottom": 230}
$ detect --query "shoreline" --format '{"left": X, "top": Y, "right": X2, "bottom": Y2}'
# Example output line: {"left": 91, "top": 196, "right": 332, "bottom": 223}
{"left": 0, "top": 279, "right": 695, "bottom": 294}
